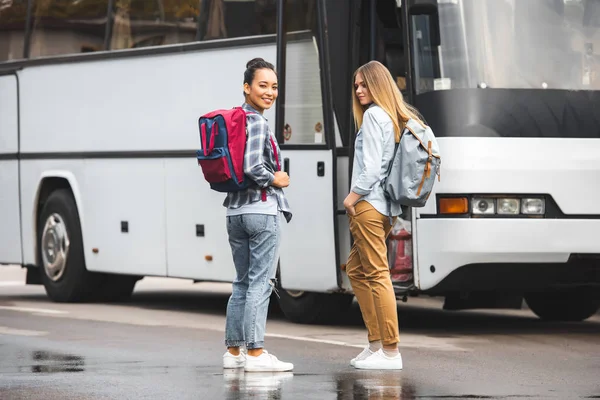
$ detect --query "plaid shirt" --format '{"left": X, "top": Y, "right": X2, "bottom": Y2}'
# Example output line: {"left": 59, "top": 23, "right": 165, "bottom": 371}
{"left": 223, "top": 103, "right": 292, "bottom": 222}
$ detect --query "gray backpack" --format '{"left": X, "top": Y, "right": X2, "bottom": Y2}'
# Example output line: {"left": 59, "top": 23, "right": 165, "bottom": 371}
{"left": 383, "top": 118, "right": 441, "bottom": 210}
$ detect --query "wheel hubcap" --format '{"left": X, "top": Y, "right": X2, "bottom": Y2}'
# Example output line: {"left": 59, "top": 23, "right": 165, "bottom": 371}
{"left": 286, "top": 289, "right": 305, "bottom": 298}
{"left": 41, "top": 213, "right": 70, "bottom": 282}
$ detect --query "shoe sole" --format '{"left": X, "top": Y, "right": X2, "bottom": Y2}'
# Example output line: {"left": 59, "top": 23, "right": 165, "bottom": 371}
{"left": 354, "top": 364, "right": 403, "bottom": 370}
{"left": 244, "top": 366, "right": 294, "bottom": 372}
{"left": 223, "top": 361, "right": 245, "bottom": 369}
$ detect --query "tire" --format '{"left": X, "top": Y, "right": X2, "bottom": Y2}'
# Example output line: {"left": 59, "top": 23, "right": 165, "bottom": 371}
{"left": 276, "top": 281, "right": 354, "bottom": 324}
{"left": 95, "top": 275, "right": 140, "bottom": 302}
{"left": 38, "top": 189, "right": 101, "bottom": 302}
{"left": 525, "top": 289, "right": 600, "bottom": 322}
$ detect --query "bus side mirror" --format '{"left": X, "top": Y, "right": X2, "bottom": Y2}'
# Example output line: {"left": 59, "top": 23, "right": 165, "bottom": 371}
{"left": 408, "top": 0, "right": 441, "bottom": 47}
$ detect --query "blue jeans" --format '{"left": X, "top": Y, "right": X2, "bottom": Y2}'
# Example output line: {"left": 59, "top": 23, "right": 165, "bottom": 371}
{"left": 225, "top": 213, "right": 282, "bottom": 350}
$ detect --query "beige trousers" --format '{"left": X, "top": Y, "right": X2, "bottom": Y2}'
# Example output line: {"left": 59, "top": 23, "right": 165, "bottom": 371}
{"left": 346, "top": 201, "right": 400, "bottom": 346}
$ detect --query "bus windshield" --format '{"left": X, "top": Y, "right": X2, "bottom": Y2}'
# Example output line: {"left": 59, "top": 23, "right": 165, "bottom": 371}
{"left": 412, "top": 0, "right": 600, "bottom": 93}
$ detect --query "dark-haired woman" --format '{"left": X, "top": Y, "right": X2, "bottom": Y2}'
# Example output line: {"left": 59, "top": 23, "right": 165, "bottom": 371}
{"left": 222, "top": 58, "right": 293, "bottom": 372}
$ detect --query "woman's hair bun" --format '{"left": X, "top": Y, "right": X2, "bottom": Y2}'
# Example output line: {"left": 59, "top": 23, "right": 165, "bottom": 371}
{"left": 243, "top": 58, "right": 276, "bottom": 87}
{"left": 246, "top": 57, "right": 266, "bottom": 69}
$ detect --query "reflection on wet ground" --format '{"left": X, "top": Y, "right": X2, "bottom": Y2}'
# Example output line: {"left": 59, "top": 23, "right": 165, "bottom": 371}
{"left": 29, "top": 350, "right": 85, "bottom": 374}
{"left": 222, "top": 369, "right": 417, "bottom": 400}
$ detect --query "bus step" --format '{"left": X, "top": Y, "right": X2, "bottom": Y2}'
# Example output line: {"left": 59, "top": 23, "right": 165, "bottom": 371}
{"left": 393, "top": 282, "right": 416, "bottom": 302}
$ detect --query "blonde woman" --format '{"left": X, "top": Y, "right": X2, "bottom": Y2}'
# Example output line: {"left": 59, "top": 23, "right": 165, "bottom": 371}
{"left": 343, "top": 60, "right": 425, "bottom": 370}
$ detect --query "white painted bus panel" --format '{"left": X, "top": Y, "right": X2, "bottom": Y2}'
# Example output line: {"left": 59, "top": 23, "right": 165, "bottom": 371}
{"left": 19, "top": 160, "right": 86, "bottom": 266}
{"left": 0, "top": 161, "right": 22, "bottom": 264}
{"left": 18, "top": 44, "right": 277, "bottom": 154}
{"left": 164, "top": 158, "right": 235, "bottom": 281}
{"left": 19, "top": 159, "right": 169, "bottom": 276}
{"left": 416, "top": 138, "right": 600, "bottom": 216}
{"left": 416, "top": 218, "right": 600, "bottom": 291}
{"left": 82, "top": 160, "right": 167, "bottom": 276}
{"left": 414, "top": 137, "right": 600, "bottom": 290}
{"left": 0, "top": 75, "right": 18, "bottom": 153}
{"left": 278, "top": 150, "right": 338, "bottom": 292}
{"left": 0, "top": 75, "right": 22, "bottom": 264}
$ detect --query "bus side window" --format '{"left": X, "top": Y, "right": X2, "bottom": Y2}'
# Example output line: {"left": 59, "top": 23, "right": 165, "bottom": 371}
{"left": 198, "top": 0, "right": 277, "bottom": 41}
{"left": 411, "top": 13, "right": 441, "bottom": 94}
{"left": 30, "top": 0, "right": 109, "bottom": 58}
{"left": 0, "top": 0, "right": 27, "bottom": 61}
{"left": 374, "top": 1, "right": 407, "bottom": 95}
{"left": 384, "top": 28, "right": 407, "bottom": 94}
{"left": 280, "top": 0, "right": 324, "bottom": 145}
{"left": 111, "top": 1, "right": 200, "bottom": 50}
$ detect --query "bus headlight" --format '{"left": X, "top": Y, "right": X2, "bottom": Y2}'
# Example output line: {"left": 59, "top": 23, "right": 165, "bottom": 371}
{"left": 497, "top": 198, "right": 520, "bottom": 215}
{"left": 521, "top": 198, "right": 545, "bottom": 215}
{"left": 472, "top": 198, "right": 495, "bottom": 215}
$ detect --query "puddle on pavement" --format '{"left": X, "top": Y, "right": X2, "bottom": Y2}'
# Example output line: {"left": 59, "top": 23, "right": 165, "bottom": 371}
{"left": 334, "top": 372, "right": 417, "bottom": 399}
{"left": 222, "top": 370, "right": 418, "bottom": 399}
{"left": 30, "top": 350, "right": 85, "bottom": 373}
{"left": 220, "top": 371, "right": 540, "bottom": 399}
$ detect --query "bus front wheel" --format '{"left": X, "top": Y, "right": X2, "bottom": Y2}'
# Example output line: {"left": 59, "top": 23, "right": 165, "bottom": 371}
{"left": 275, "top": 284, "right": 353, "bottom": 324}
{"left": 525, "top": 289, "right": 600, "bottom": 322}
{"left": 37, "top": 189, "right": 101, "bottom": 302}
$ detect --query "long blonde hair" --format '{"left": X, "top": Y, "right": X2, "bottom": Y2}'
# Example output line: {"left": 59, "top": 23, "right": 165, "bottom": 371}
{"left": 352, "top": 61, "right": 424, "bottom": 141}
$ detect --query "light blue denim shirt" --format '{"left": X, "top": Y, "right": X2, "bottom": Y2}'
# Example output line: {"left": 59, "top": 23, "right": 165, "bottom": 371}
{"left": 351, "top": 104, "right": 403, "bottom": 217}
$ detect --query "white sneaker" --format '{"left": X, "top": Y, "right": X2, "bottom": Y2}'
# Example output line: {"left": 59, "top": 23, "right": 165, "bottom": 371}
{"left": 223, "top": 350, "right": 246, "bottom": 369}
{"left": 244, "top": 350, "right": 294, "bottom": 372}
{"left": 354, "top": 349, "right": 403, "bottom": 370}
{"left": 350, "top": 347, "right": 374, "bottom": 367}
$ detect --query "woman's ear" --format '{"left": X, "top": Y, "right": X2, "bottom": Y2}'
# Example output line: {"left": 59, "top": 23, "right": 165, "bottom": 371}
{"left": 243, "top": 83, "right": 251, "bottom": 96}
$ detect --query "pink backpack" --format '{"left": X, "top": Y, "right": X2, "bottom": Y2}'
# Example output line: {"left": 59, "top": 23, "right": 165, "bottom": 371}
{"left": 196, "top": 107, "right": 251, "bottom": 192}
{"left": 196, "top": 107, "right": 280, "bottom": 193}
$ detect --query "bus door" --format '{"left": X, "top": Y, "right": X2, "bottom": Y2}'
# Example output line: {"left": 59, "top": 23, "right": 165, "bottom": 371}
{"left": 275, "top": 24, "right": 339, "bottom": 292}
{"left": 348, "top": 0, "right": 417, "bottom": 291}
{"left": 0, "top": 73, "right": 23, "bottom": 264}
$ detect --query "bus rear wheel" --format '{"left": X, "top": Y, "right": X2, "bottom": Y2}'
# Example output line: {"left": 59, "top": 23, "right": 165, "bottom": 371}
{"left": 525, "top": 289, "right": 600, "bottom": 322}
{"left": 93, "top": 274, "right": 140, "bottom": 302}
{"left": 38, "top": 189, "right": 102, "bottom": 302}
{"left": 275, "top": 284, "right": 353, "bottom": 324}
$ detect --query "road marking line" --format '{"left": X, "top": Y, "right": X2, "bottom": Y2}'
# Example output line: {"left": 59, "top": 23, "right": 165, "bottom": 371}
{"left": 265, "top": 332, "right": 364, "bottom": 348}
{"left": 0, "top": 326, "right": 47, "bottom": 336}
{"left": 0, "top": 306, "right": 68, "bottom": 315}
{"left": 0, "top": 281, "right": 24, "bottom": 287}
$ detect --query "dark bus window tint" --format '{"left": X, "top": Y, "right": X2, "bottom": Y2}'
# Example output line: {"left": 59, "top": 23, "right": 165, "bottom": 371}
{"left": 284, "top": 0, "right": 316, "bottom": 33}
{"left": 110, "top": 0, "right": 199, "bottom": 50}
{"left": 199, "top": 0, "right": 276, "bottom": 41}
{"left": 0, "top": 0, "right": 28, "bottom": 61}
{"left": 30, "top": 0, "right": 109, "bottom": 57}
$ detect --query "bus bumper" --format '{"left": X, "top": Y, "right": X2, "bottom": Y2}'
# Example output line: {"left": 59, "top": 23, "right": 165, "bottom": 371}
{"left": 416, "top": 218, "right": 600, "bottom": 292}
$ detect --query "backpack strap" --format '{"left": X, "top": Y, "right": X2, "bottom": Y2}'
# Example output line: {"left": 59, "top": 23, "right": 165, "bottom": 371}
{"left": 242, "top": 108, "right": 282, "bottom": 201}
{"left": 383, "top": 129, "right": 403, "bottom": 224}
{"left": 201, "top": 122, "right": 219, "bottom": 156}
{"left": 269, "top": 136, "right": 281, "bottom": 171}
{"left": 262, "top": 135, "right": 281, "bottom": 201}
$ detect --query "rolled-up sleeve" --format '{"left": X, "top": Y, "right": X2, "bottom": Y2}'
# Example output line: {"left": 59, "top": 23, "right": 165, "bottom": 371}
{"left": 352, "top": 111, "right": 383, "bottom": 195}
{"left": 244, "top": 118, "right": 275, "bottom": 188}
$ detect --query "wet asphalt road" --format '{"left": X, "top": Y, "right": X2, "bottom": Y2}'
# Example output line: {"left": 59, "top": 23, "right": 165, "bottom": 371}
{"left": 1, "top": 267, "right": 600, "bottom": 400}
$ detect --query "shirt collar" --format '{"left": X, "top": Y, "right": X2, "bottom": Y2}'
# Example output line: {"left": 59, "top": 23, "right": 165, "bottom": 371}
{"left": 242, "top": 103, "right": 267, "bottom": 120}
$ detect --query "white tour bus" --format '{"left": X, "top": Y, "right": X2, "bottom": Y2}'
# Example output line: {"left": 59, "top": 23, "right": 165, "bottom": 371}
{"left": 1, "top": 0, "right": 600, "bottom": 323}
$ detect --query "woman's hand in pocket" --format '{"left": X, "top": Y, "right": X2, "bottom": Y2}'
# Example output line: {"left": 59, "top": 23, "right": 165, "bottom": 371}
{"left": 344, "top": 192, "right": 361, "bottom": 217}
{"left": 345, "top": 203, "right": 356, "bottom": 217}
{"left": 273, "top": 171, "right": 290, "bottom": 188}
